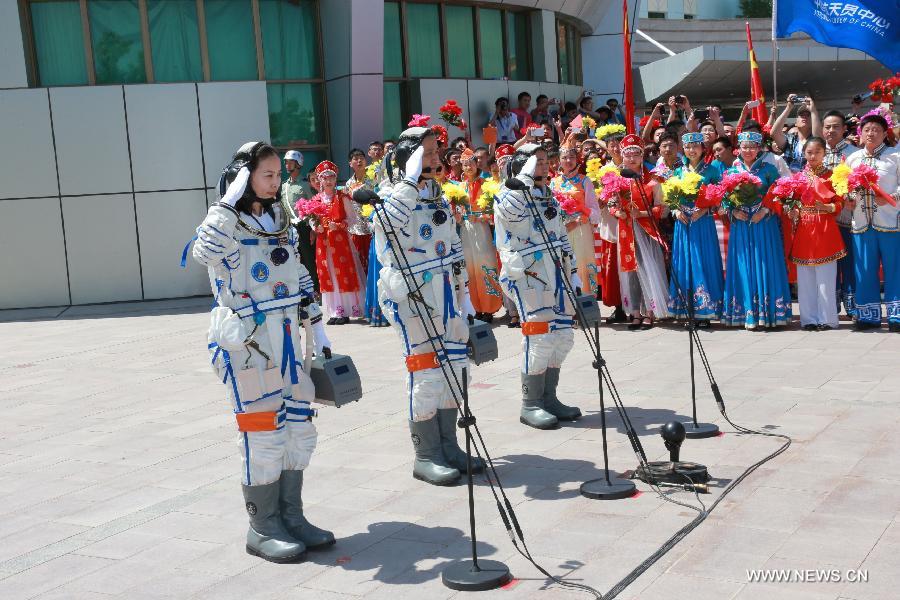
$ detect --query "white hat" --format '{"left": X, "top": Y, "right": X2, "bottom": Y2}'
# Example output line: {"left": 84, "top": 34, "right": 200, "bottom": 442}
{"left": 284, "top": 150, "right": 303, "bottom": 165}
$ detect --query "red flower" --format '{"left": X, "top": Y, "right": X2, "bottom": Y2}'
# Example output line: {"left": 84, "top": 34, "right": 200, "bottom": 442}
{"left": 439, "top": 99, "right": 466, "bottom": 129}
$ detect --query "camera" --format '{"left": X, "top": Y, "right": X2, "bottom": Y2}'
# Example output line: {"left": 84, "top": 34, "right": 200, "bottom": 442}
{"left": 584, "top": 89, "right": 594, "bottom": 98}
{"left": 693, "top": 109, "right": 709, "bottom": 121}
{"left": 790, "top": 96, "right": 809, "bottom": 104}
{"left": 852, "top": 94, "right": 863, "bottom": 104}
{"left": 674, "top": 95, "right": 686, "bottom": 105}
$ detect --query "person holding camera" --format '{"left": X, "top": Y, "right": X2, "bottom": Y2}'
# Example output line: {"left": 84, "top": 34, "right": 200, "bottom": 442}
{"left": 191, "top": 142, "right": 336, "bottom": 563}
{"left": 771, "top": 94, "right": 822, "bottom": 173}
{"left": 489, "top": 97, "right": 518, "bottom": 143}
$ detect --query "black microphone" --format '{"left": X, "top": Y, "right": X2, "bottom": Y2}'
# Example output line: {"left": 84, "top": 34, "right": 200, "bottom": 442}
{"left": 352, "top": 188, "right": 381, "bottom": 205}
{"left": 505, "top": 178, "right": 527, "bottom": 191}
{"left": 620, "top": 168, "right": 640, "bottom": 179}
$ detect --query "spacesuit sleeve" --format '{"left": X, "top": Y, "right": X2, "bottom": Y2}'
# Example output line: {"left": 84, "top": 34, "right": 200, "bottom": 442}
{"left": 375, "top": 179, "right": 418, "bottom": 233}
{"left": 495, "top": 188, "right": 530, "bottom": 224}
{"left": 192, "top": 204, "right": 241, "bottom": 270}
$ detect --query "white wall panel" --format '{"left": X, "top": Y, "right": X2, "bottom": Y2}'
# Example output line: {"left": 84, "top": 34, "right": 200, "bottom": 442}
{"left": 62, "top": 194, "right": 142, "bottom": 304}
{"left": 125, "top": 84, "right": 204, "bottom": 192}
{"left": 466, "top": 80, "right": 511, "bottom": 147}
{"left": 0, "top": 198, "right": 69, "bottom": 309}
{"left": 0, "top": 1, "right": 28, "bottom": 88}
{"left": 51, "top": 87, "right": 132, "bottom": 197}
{"left": 350, "top": 75, "right": 385, "bottom": 160}
{"left": 197, "top": 82, "right": 270, "bottom": 188}
{"left": 135, "top": 190, "right": 210, "bottom": 299}
{"left": 417, "top": 78, "right": 470, "bottom": 145}
{"left": 0, "top": 89, "right": 58, "bottom": 200}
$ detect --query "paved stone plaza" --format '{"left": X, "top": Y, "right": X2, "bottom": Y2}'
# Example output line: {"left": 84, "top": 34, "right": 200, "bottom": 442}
{"left": 1, "top": 298, "right": 899, "bottom": 600}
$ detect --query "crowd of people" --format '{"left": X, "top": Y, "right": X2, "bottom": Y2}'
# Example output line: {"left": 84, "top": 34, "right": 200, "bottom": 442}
{"left": 281, "top": 90, "right": 900, "bottom": 333}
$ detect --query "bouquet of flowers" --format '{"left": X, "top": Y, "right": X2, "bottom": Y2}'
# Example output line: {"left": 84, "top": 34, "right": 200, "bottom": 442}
{"left": 295, "top": 197, "right": 329, "bottom": 227}
{"left": 408, "top": 113, "right": 430, "bottom": 127}
{"left": 431, "top": 124, "right": 448, "bottom": 145}
{"left": 831, "top": 163, "right": 897, "bottom": 206}
{"left": 715, "top": 171, "right": 762, "bottom": 209}
{"left": 771, "top": 171, "right": 811, "bottom": 211}
{"left": 585, "top": 159, "right": 618, "bottom": 188}
{"left": 552, "top": 190, "right": 587, "bottom": 218}
{"left": 639, "top": 115, "right": 660, "bottom": 132}
{"left": 439, "top": 100, "right": 467, "bottom": 130}
{"left": 660, "top": 171, "right": 704, "bottom": 211}
{"left": 581, "top": 116, "right": 597, "bottom": 134}
{"left": 360, "top": 204, "right": 375, "bottom": 219}
{"left": 867, "top": 74, "right": 899, "bottom": 104}
{"left": 595, "top": 123, "right": 626, "bottom": 140}
{"left": 442, "top": 181, "right": 469, "bottom": 206}
{"left": 365, "top": 159, "right": 382, "bottom": 182}
{"left": 476, "top": 179, "right": 500, "bottom": 213}
{"left": 599, "top": 169, "right": 632, "bottom": 205}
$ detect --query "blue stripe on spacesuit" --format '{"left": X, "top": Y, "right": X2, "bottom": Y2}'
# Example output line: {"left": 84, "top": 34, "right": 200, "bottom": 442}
{"left": 243, "top": 432, "right": 251, "bottom": 485}
{"left": 442, "top": 273, "right": 456, "bottom": 328}
{"left": 180, "top": 235, "right": 199, "bottom": 268}
{"left": 281, "top": 319, "right": 300, "bottom": 386}
{"left": 389, "top": 300, "right": 415, "bottom": 421}
{"left": 555, "top": 265, "right": 565, "bottom": 312}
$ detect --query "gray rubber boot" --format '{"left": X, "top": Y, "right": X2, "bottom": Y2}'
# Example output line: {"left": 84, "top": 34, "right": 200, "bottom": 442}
{"left": 279, "top": 470, "right": 335, "bottom": 550}
{"left": 243, "top": 481, "right": 306, "bottom": 563}
{"left": 437, "top": 408, "right": 485, "bottom": 474}
{"left": 543, "top": 367, "right": 582, "bottom": 421}
{"left": 410, "top": 417, "right": 461, "bottom": 485}
{"left": 520, "top": 372, "right": 559, "bottom": 429}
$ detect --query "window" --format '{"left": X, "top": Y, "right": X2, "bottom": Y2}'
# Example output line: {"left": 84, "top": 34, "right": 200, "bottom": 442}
{"left": 405, "top": 3, "right": 442, "bottom": 77}
{"left": 88, "top": 0, "right": 146, "bottom": 84}
{"left": 268, "top": 83, "right": 326, "bottom": 147}
{"left": 147, "top": 0, "right": 202, "bottom": 83}
{"left": 648, "top": 12, "right": 666, "bottom": 18}
{"left": 259, "top": 0, "right": 319, "bottom": 80}
{"left": 384, "top": 1, "right": 403, "bottom": 78}
{"left": 506, "top": 11, "right": 530, "bottom": 81}
{"left": 478, "top": 8, "right": 504, "bottom": 79}
{"left": 29, "top": 0, "right": 89, "bottom": 87}
{"left": 204, "top": 0, "right": 258, "bottom": 81}
{"left": 445, "top": 5, "right": 475, "bottom": 79}
{"left": 557, "top": 20, "right": 582, "bottom": 85}
{"left": 383, "top": 81, "right": 404, "bottom": 142}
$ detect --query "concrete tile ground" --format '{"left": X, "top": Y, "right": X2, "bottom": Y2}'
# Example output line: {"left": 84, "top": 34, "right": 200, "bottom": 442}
{"left": 1, "top": 297, "right": 899, "bottom": 599}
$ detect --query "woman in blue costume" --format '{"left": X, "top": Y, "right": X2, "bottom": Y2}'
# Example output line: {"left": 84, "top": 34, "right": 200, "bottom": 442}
{"left": 722, "top": 131, "right": 792, "bottom": 330}
{"left": 355, "top": 165, "right": 390, "bottom": 327}
{"left": 668, "top": 132, "right": 725, "bottom": 326}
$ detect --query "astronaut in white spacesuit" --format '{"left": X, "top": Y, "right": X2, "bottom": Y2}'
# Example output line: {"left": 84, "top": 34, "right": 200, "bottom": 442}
{"left": 192, "top": 142, "right": 334, "bottom": 563}
{"left": 494, "top": 144, "right": 583, "bottom": 430}
{"left": 370, "top": 127, "right": 485, "bottom": 486}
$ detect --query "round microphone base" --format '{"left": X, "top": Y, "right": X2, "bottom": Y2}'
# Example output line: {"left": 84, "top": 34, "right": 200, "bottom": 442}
{"left": 635, "top": 461, "right": 710, "bottom": 486}
{"left": 580, "top": 477, "right": 637, "bottom": 500}
{"left": 683, "top": 421, "right": 719, "bottom": 439}
{"left": 442, "top": 559, "right": 511, "bottom": 591}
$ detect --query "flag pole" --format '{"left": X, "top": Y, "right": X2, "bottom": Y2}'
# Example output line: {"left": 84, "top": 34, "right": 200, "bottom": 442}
{"left": 771, "top": 0, "right": 778, "bottom": 107}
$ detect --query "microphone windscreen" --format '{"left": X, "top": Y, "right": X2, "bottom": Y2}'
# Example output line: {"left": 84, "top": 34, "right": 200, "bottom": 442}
{"left": 352, "top": 189, "right": 380, "bottom": 205}
{"left": 620, "top": 168, "right": 639, "bottom": 179}
{"left": 505, "top": 178, "right": 527, "bottom": 191}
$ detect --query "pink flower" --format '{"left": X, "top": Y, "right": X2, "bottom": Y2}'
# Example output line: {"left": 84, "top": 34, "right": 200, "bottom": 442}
{"left": 848, "top": 164, "right": 879, "bottom": 190}
{"left": 772, "top": 172, "right": 809, "bottom": 199}
{"left": 599, "top": 171, "right": 631, "bottom": 202}
{"left": 408, "top": 114, "right": 431, "bottom": 127}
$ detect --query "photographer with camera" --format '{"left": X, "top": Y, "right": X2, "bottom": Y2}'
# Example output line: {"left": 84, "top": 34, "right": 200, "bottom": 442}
{"left": 771, "top": 93, "right": 822, "bottom": 173}
{"left": 489, "top": 97, "right": 518, "bottom": 144}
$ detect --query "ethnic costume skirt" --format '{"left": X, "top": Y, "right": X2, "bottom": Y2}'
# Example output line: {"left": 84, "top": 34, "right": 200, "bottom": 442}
{"left": 365, "top": 236, "right": 388, "bottom": 326}
{"left": 567, "top": 221, "right": 600, "bottom": 294}
{"left": 618, "top": 223, "right": 671, "bottom": 318}
{"left": 667, "top": 214, "right": 724, "bottom": 320}
{"left": 460, "top": 218, "right": 503, "bottom": 314}
{"left": 722, "top": 215, "right": 793, "bottom": 329}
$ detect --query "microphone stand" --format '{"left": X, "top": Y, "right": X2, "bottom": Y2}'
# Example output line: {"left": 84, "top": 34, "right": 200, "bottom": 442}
{"left": 505, "top": 177, "right": 640, "bottom": 500}
{"left": 625, "top": 168, "right": 720, "bottom": 439}
{"left": 360, "top": 182, "right": 510, "bottom": 591}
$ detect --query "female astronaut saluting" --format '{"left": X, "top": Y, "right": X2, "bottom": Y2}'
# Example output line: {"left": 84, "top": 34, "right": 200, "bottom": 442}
{"left": 192, "top": 142, "right": 335, "bottom": 563}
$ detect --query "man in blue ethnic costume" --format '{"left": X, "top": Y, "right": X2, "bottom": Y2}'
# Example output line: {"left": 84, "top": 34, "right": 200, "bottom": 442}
{"left": 494, "top": 144, "right": 583, "bottom": 430}
{"left": 372, "top": 126, "right": 485, "bottom": 486}
{"left": 192, "top": 142, "right": 335, "bottom": 563}
{"left": 722, "top": 131, "right": 792, "bottom": 330}
{"left": 845, "top": 112, "right": 900, "bottom": 330}
{"left": 668, "top": 132, "right": 725, "bottom": 326}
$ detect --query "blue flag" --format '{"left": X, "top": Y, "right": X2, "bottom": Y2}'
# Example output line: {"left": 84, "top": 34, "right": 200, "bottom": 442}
{"left": 775, "top": 0, "right": 899, "bottom": 72}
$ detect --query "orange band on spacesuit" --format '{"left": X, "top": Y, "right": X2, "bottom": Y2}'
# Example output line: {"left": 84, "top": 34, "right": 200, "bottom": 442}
{"left": 235, "top": 411, "right": 279, "bottom": 432}
{"left": 405, "top": 352, "right": 441, "bottom": 372}
{"left": 521, "top": 321, "right": 550, "bottom": 336}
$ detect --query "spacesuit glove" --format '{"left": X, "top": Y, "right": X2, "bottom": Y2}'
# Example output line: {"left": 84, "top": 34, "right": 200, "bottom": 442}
{"left": 570, "top": 272, "right": 583, "bottom": 296}
{"left": 312, "top": 317, "right": 332, "bottom": 356}
{"left": 220, "top": 167, "right": 250, "bottom": 207}
{"left": 403, "top": 146, "right": 425, "bottom": 184}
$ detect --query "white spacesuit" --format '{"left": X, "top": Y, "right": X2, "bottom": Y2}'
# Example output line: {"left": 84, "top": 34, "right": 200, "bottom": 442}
{"left": 192, "top": 142, "right": 334, "bottom": 563}
{"left": 494, "top": 145, "right": 583, "bottom": 429}
{"left": 372, "top": 127, "right": 483, "bottom": 486}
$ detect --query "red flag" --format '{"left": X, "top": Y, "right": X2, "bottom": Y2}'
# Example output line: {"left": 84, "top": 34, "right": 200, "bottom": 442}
{"left": 746, "top": 22, "right": 768, "bottom": 125}
{"left": 623, "top": 0, "right": 635, "bottom": 134}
